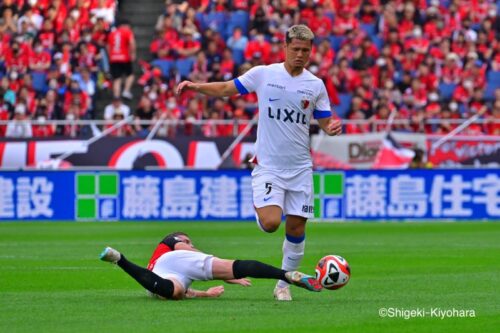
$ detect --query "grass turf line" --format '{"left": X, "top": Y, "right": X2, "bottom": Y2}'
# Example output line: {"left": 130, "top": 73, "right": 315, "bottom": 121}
{"left": 0, "top": 222, "right": 499, "bottom": 333}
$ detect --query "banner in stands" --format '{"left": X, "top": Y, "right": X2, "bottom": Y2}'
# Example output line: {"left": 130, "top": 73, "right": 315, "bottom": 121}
{"left": 427, "top": 135, "right": 500, "bottom": 167}
{"left": 2, "top": 135, "right": 499, "bottom": 170}
{"left": 0, "top": 169, "right": 497, "bottom": 221}
{"left": 0, "top": 137, "right": 256, "bottom": 169}
{"left": 311, "top": 133, "right": 427, "bottom": 168}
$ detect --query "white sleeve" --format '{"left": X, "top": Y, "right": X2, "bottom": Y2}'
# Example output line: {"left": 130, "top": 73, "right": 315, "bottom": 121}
{"left": 233, "top": 65, "right": 265, "bottom": 95}
{"left": 313, "top": 82, "right": 332, "bottom": 119}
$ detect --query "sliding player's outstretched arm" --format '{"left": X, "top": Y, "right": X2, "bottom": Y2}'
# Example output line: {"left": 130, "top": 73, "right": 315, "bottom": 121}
{"left": 185, "top": 286, "right": 225, "bottom": 298}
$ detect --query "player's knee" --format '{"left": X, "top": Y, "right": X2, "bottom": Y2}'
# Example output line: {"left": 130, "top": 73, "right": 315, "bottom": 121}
{"left": 259, "top": 217, "right": 281, "bottom": 233}
{"left": 286, "top": 224, "right": 306, "bottom": 237}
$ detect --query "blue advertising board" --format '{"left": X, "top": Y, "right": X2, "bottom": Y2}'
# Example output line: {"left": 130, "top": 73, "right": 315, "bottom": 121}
{"left": 0, "top": 170, "right": 498, "bottom": 221}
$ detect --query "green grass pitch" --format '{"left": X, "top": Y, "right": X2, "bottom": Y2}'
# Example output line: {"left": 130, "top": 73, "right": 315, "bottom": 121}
{"left": 1, "top": 221, "right": 499, "bottom": 333}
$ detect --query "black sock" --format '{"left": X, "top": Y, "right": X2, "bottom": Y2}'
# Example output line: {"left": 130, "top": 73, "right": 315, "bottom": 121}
{"left": 232, "top": 260, "right": 288, "bottom": 282}
{"left": 117, "top": 255, "right": 174, "bottom": 299}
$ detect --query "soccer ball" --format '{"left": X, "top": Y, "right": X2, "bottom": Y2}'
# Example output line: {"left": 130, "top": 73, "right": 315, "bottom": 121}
{"left": 315, "top": 255, "right": 351, "bottom": 290}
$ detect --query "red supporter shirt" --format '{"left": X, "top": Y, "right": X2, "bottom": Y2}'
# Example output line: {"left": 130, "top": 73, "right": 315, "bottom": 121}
{"left": 108, "top": 26, "right": 134, "bottom": 63}
{"left": 92, "top": 30, "right": 108, "bottom": 46}
{"left": 220, "top": 58, "right": 235, "bottom": 75}
{"left": 0, "top": 107, "right": 9, "bottom": 137}
{"left": 404, "top": 38, "right": 430, "bottom": 54}
{"left": 232, "top": 0, "right": 248, "bottom": 10}
{"left": 441, "top": 64, "right": 462, "bottom": 84}
{"left": 398, "top": 19, "right": 415, "bottom": 39}
{"left": 452, "top": 85, "right": 472, "bottom": 104}
{"left": 147, "top": 243, "right": 174, "bottom": 271}
{"left": 388, "top": 42, "right": 403, "bottom": 59}
{"left": 4, "top": 48, "right": 30, "bottom": 73}
{"left": 461, "top": 68, "right": 486, "bottom": 89}
{"left": 334, "top": 1, "right": 361, "bottom": 13}
{"left": 54, "top": 5, "right": 68, "bottom": 32}
{"left": 487, "top": 116, "right": 500, "bottom": 135}
{"left": 333, "top": 15, "right": 359, "bottom": 35}
{"left": 32, "top": 125, "right": 55, "bottom": 137}
{"left": 310, "top": 15, "right": 332, "bottom": 38}
{"left": 244, "top": 40, "right": 271, "bottom": 63}
{"left": 419, "top": 73, "right": 438, "bottom": 91}
{"left": 38, "top": 30, "right": 56, "bottom": 50}
{"left": 299, "top": 8, "right": 315, "bottom": 26}
{"left": 30, "top": 51, "right": 52, "bottom": 71}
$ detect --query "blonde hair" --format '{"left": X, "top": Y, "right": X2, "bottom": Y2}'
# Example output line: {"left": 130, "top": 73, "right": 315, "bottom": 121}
{"left": 286, "top": 25, "right": 315, "bottom": 44}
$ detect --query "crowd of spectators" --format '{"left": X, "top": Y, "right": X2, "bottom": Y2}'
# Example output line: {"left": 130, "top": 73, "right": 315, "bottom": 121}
{"left": 0, "top": 0, "right": 118, "bottom": 138}
{"left": 1, "top": 0, "right": 500, "bottom": 139}
{"left": 139, "top": 0, "right": 500, "bottom": 137}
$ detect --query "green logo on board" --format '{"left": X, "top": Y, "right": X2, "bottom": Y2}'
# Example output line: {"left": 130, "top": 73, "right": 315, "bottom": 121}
{"left": 75, "top": 173, "right": 119, "bottom": 220}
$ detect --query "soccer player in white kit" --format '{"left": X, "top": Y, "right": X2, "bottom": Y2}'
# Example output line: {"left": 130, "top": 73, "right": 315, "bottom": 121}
{"left": 176, "top": 25, "right": 341, "bottom": 301}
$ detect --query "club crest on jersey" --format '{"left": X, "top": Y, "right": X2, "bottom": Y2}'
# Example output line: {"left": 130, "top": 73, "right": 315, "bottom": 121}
{"left": 301, "top": 99, "right": 310, "bottom": 109}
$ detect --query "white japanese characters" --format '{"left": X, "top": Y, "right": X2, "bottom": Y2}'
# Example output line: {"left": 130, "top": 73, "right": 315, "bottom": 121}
{"left": 200, "top": 176, "right": 238, "bottom": 218}
{"left": 16, "top": 177, "right": 54, "bottom": 218}
{"left": 0, "top": 177, "right": 15, "bottom": 218}
{"left": 0, "top": 172, "right": 498, "bottom": 220}
{"left": 345, "top": 173, "right": 500, "bottom": 218}
{"left": 122, "top": 176, "right": 161, "bottom": 218}
{"left": 162, "top": 176, "right": 199, "bottom": 218}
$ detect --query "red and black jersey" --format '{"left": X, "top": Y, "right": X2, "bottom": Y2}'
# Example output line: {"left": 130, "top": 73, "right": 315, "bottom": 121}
{"left": 146, "top": 236, "right": 183, "bottom": 270}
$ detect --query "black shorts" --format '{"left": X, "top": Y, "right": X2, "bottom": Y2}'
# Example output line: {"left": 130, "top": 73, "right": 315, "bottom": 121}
{"left": 110, "top": 62, "right": 133, "bottom": 79}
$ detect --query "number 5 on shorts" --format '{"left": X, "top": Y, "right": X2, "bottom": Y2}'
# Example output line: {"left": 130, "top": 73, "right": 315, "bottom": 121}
{"left": 265, "top": 182, "right": 272, "bottom": 195}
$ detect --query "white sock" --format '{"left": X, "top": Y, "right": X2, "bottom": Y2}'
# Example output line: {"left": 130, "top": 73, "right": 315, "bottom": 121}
{"left": 277, "top": 235, "right": 305, "bottom": 288}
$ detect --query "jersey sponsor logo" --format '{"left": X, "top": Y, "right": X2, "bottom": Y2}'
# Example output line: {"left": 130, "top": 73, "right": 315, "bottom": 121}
{"left": 302, "top": 205, "right": 314, "bottom": 213}
{"left": 268, "top": 107, "right": 307, "bottom": 124}
{"left": 297, "top": 89, "right": 314, "bottom": 97}
{"left": 267, "top": 83, "right": 286, "bottom": 90}
{"left": 301, "top": 99, "right": 310, "bottom": 109}
{"left": 269, "top": 98, "right": 280, "bottom": 102}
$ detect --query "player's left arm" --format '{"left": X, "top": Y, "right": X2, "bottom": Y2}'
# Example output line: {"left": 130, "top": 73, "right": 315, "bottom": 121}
{"left": 315, "top": 82, "right": 342, "bottom": 136}
{"left": 317, "top": 117, "right": 342, "bottom": 136}
{"left": 185, "top": 286, "right": 225, "bottom": 298}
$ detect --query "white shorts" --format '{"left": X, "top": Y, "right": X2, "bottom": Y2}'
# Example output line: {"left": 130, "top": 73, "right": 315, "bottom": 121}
{"left": 152, "top": 250, "right": 214, "bottom": 290}
{"left": 252, "top": 165, "right": 314, "bottom": 218}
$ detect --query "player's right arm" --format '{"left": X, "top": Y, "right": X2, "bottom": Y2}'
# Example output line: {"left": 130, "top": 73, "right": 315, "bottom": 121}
{"left": 185, "top": 286, "right": 225, "bottom": 298}
{"left": 176, "top": 80, "right": 239, "bottom": 97}
{"left": 176, "top": 65, "right": 263, "bottom": 97}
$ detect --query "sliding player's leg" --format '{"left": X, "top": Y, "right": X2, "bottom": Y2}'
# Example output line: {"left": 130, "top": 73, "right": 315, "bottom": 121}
{"left": 100, "top": 247, "right": 179, "bottom": 299}
{"left": 210, "top": 258, "right": 321, "bottom": 292}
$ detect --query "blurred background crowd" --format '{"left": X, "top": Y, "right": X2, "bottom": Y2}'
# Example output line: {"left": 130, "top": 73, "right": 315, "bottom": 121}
{"left": 0, "top": 0, "right": 499, "bottom": 138}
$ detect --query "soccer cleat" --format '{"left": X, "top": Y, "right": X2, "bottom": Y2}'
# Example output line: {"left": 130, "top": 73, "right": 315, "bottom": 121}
{"left": 274, "top": 285, "right": 292, "bottom": 301}
{"left": 99, "top": 247, "right": 121, "bottom": 264}
{"left": 285, "top": 271, "right": 323, "bottom": 292}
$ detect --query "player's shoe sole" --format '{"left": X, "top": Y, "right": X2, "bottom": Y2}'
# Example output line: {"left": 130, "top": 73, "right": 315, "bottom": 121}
{"left": 99, "top": 247, "right": 121, "bottom": 264}
{"left": 285, "top": 271, "right": 323, "bottom": 292}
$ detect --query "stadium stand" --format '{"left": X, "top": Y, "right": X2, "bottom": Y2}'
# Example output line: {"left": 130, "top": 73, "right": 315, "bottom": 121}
{"left": 0, "top": 0, "right": 499, "bottom": 138}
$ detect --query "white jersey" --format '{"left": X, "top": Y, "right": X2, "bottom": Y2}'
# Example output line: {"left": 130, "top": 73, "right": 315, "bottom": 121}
{"left": 234, "top": 63, "right": 331, "bottom": 169}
